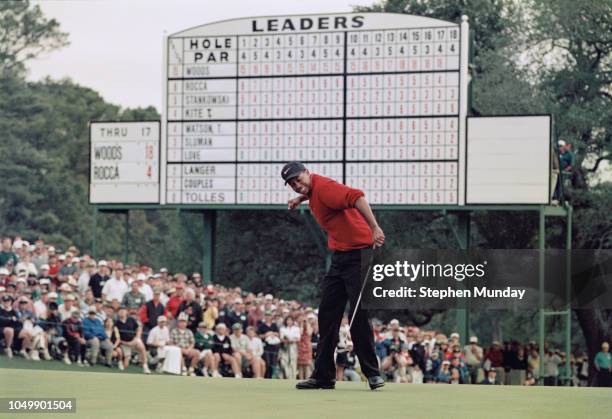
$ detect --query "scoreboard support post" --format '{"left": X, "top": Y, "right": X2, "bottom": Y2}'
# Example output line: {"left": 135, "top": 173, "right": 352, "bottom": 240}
{"left": 446, "top": 210, "right": 471, "bottom": 346}
{"left": 91, "top": 206, "right": 98, "bottom": 259}
{"left": 202, "top": 210, "right": 216, "bottom": 285}
{"left": 456, "top": 212, "right": 471, "bottom": 347}
{"left": 538, "top": 205, "right": 573, "bottom": 385}
{"left": 124, "top": 211, "right": 130, "bottom": 265}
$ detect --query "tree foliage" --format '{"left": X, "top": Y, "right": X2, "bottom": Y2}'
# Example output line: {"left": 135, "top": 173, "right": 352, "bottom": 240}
{"left": 0, "top": 0, "right": 68, "bottom": 75}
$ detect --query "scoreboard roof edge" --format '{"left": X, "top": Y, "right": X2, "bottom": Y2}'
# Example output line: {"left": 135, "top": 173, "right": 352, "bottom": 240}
{"left": 169, "top": 12, "right": 460, "bottom": 38}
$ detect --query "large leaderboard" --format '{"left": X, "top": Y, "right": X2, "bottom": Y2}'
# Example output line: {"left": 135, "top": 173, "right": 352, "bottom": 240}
{"left": 162, "top": 13, "right": 468, "bottom": 206}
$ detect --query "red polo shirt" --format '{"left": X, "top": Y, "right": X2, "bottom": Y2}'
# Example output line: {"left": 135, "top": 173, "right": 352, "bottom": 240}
{"left": 308, "top": 173, "right": 373, "bottom": 251}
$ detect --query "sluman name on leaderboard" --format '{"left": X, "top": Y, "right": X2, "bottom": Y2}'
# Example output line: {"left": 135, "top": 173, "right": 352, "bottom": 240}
{"left": 373, "top": 287, "right": 527, "bottom": 300}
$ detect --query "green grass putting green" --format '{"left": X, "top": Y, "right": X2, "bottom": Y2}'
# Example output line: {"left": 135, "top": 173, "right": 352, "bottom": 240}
{"left": 1, "top": 359, "right": 610, "bottom": 419}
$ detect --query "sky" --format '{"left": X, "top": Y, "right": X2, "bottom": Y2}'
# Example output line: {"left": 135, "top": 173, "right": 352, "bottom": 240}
{"left": 29, "top": 0, "right": 374, "bottom": 110}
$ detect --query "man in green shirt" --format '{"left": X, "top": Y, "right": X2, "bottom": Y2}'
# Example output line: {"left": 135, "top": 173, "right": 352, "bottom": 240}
{"left": 560, "top": 142, "right": 576, "bottom": 174}
{"left": 194, "top": 322, "right": 214, "bottom": 376}
{"left": 594, "top": 341, "right": 611, "bottom": 387}
{"left": 558, "top": 141, "right": 576, "bottom": 199}
{"left": 0, "top": 238, "right": 18, "bottom": 269}
{"left": 121, "top": 280, "right": 146, "bottom": 311}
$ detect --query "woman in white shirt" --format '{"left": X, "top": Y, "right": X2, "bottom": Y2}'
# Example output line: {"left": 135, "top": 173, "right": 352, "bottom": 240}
{"left": 246, "top": 326, "right": 266, "bottom": 378}
{"left": 279, "top": 316, "right": 301, "bottom": 380}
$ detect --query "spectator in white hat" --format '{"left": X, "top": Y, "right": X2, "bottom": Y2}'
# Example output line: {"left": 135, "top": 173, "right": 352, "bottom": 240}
{"left": 0, "top": 267, "right": 10, "bottom": 286}
{"left": 211, "top": 323, "right": 241, "bottom": 378}
{"left": 58, "top": 283, "right": 72, "bottom": 304}
{"left": 15, "top": 253, "right": 38, "bottom": 277}
{"left": 384, "top": 319, "right": 407, "bottom": 341}
{"left": 67, "top": 275, "right": 78, "bottom": 290}
{"left": 147, "top": 315, "right": 182, "bottom": 375}
{"left": 58, "top": 294, "right": 79, "bottom": 321}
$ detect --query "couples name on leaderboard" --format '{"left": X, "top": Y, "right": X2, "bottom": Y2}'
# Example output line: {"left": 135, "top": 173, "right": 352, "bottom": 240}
{"left": 166, "top": 14, "right": 462, "bottom": 205}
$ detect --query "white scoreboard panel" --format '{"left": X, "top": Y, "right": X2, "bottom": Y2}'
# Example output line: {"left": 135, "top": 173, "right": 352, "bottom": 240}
{"left": 163, "top": 13, "right": 468, "bottom": 206}
{"left": 90, "top": 121, "right": 160, "bottom": 204}
{"left": 466, "top": 115, "right": 551, "bottom": 204}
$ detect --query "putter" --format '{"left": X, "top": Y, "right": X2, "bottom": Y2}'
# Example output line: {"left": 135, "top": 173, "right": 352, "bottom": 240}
{"left": 348, "top": 245, "right": 380, "bottom": 330}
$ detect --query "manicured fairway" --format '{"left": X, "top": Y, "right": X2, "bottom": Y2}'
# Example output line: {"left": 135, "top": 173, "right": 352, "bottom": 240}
{"left": 1, "top": 363, "right": 609, "bottom": 419}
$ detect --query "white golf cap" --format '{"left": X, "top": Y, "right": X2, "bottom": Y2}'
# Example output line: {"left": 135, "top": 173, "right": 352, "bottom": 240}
{"left": 48, "top": 246, "right": 55, "bottom": 253}
{"left": 58, "top": 254, "right": 66, "bottom": 261}
{"left": 450, "top": 332, "right": 460, "bottom": 339}
{"left": 48, "top": 292, "right": 58, "bottom": 299}
{"left": 264, "top": 294, "right": 273, "bottom": 300}
{"left": 389, "top": 319, "right": 400, "bottom": 326}
{"left": 40, "top": 264, "right": 50, "bottom": 270}
{"left": 0, "top": 268, "right": 9, "bottom": 275}
{"left": 98, "top": 260, "right": 108, "bottom": 267}
{"left": 137, "top": 273, "right": 146, "bottom": 281}
{"left": 39, "top": 278, "right": 51, "bottom": 285}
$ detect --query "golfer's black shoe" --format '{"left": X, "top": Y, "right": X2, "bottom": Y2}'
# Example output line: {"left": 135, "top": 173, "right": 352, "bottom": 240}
{"left": 295, "top": 378, "right": 335, "bottom": 390}
{"left": 368, "top": 375, "right": 385, "bottom": 390}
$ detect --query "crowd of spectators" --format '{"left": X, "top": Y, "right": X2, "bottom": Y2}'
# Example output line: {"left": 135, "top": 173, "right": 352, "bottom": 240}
{"left": 0, "top": 236, "right": 610, "bottom": 386}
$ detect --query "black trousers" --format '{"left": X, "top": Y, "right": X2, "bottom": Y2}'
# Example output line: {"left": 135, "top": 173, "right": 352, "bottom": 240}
{"left": 65, "top": 336, "right": 86, "bottom": 362}
{"left": 598, "top": 369, "right": 611, "bottom": 387}
{"left": 263, "top": 347, "right": 279, "bottom": 378}
{"left": 311, "top": 248, "right": 380, "bottom": 382}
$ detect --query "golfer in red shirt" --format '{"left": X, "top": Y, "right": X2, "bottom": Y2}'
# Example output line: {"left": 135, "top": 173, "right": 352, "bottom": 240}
{"left": 282, "top": 162, "right": 385, "bottom": 390}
